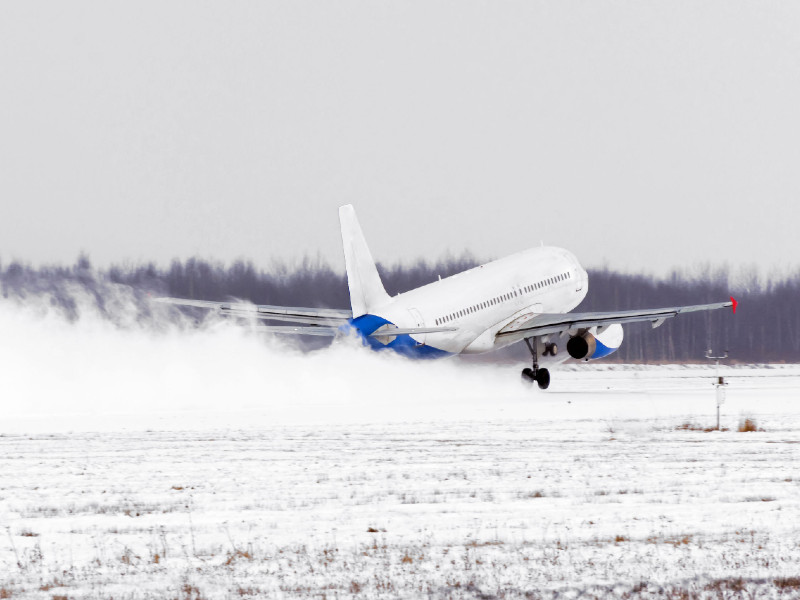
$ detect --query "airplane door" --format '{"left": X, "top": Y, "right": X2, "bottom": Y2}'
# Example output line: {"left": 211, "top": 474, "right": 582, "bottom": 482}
{"left": 408, "top": 307, "right": 425, "bottom": 345}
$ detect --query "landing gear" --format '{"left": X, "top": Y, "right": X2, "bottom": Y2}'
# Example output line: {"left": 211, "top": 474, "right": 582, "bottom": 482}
{"left": 521, "top": 337, "right": 551, "bottom": 390}
{"left": 521, "top": 366, "right": 551, "bottom": 389}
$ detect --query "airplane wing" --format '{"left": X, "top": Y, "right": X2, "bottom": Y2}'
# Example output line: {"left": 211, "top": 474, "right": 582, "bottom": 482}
{"left": 153, "top": 297, "right": 352, "bottom": 326}
{"left": 154, "top": 297, "right": 459, "bottom": 337}
{"left": 496, "top": 298, "right": 736, "bottom": 344}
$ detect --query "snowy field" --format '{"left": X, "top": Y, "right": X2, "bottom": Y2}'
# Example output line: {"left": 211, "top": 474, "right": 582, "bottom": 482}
{"left": 1, "top": 297, "right": 800, "bottom": 598}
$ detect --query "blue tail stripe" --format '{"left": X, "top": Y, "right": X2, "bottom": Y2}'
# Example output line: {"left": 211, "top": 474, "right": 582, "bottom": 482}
{"left": 345, "top": 314, "right": 451, "bottom": 359}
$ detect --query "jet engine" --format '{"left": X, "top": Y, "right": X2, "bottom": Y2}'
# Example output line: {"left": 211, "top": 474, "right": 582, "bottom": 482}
{"left": 566, "top": 324, "right": 624, "bottom": 360}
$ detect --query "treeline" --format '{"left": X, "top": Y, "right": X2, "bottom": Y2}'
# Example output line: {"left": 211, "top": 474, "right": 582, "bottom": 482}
{"left": 1, "top": 254, "right": 797, "bottom": 363}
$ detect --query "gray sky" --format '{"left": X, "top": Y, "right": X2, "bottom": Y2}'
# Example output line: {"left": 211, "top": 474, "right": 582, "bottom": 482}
{"left": 1, "top": 1, "right": 799, "bottom": 277}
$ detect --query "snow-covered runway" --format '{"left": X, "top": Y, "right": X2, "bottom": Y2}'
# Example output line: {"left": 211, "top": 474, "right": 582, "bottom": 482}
{"left": 2, "top": 365, "right": 799, "bottom": 599}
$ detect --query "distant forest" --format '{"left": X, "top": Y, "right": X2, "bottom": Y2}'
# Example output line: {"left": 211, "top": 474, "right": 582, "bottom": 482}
{"left": 1, "top": 254, "right": 797, "bottom": 363}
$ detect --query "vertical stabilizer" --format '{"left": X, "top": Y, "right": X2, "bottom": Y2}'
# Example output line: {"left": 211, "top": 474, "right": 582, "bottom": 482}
{"left": 339, "top": 205, "right": 390, "bottom": 317}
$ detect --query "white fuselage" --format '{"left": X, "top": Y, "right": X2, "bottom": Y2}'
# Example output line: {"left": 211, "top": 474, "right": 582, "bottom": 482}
{"left": 371, "top": 246, "right": 588, "bottom": 354}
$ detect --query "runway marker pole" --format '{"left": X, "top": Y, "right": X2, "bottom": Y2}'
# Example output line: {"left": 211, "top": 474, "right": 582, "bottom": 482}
{"left": 705, "top": 349, "right": 729, "bottom": 430}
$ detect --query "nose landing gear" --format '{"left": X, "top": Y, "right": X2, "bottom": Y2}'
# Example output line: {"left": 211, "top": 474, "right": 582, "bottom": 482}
{"left": 521, "top": 337, "right": 551, "bottom": 390}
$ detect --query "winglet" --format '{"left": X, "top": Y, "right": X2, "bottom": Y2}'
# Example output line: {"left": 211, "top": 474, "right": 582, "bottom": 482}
{"left": 339, "top": 205, "right": 390, "bottom": 317}
{"left": 730, "top": 296, "right": 738, "bottom": 314}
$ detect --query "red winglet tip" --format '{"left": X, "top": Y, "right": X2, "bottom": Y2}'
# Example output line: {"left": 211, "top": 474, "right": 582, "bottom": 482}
{"left": 730, "top": 296, "right": 738, "bottom": 314}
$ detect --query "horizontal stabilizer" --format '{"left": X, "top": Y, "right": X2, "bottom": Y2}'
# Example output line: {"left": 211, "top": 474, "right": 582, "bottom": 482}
{"left": 250, "top": 325, "right": 458, "bottom": 337}
{"left": 369, "top": 326, "right": 457, "bottom": 337}
{"left": 251, "top": 325, "right": 340, "bottom": 336}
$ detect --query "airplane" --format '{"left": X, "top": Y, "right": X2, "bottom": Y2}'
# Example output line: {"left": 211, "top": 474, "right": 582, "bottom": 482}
{"left": 156, "top": 205, "right": 736, "bottom": 389}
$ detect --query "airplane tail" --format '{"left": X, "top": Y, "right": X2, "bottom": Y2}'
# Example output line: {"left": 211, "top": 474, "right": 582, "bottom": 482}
{"left": 339, "top": 205, "right": 390, "bottom": 318}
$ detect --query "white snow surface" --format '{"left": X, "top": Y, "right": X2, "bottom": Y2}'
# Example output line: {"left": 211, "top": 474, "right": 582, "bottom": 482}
{"left": 1, "top": 296, "right": 799, "bottom": 598}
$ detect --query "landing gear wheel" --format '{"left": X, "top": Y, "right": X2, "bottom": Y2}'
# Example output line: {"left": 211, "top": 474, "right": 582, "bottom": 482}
{"left": 535, "top": 368, "right": 550, "bottom": 390}
{"left": 544, "top": 343, "right": 558, "bottom": 356}
{"left": 521, "top": 367, "right": 535, "bottom": 384}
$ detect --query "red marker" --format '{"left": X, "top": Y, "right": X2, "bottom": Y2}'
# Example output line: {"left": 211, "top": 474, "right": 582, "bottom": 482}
{"left": 730, "top": 296, "right": 738, "bottom": 314}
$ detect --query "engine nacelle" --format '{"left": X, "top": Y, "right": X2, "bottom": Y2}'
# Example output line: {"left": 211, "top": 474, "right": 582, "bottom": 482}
{"left": 566, "top": 324, "right": 624, "bottom": 360}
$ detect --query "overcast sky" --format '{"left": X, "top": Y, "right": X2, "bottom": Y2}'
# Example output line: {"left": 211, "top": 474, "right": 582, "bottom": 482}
{"left": 1, "top": 1, "right": 798, "bottom": 277}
